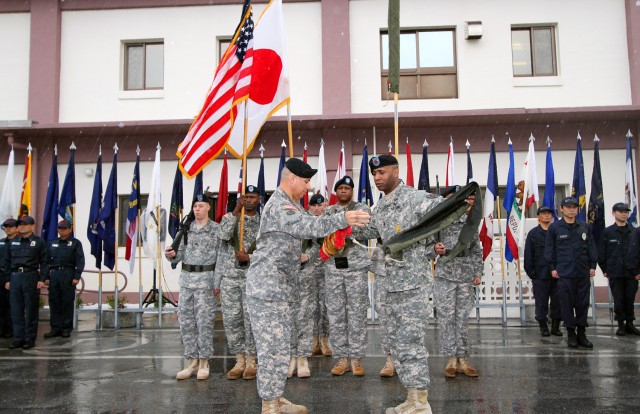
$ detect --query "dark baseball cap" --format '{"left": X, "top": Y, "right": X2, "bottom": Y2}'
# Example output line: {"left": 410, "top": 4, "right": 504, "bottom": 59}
{"left": 285, "top": 158, "right": 317, "bottom": 179}
{"left": 1, "top": 218, "right": 18, "bottom": 228}
{"left": 309, "top": 194, "right": 326, "bottom": 206}
{"left": 537, "top": 206, "right": 553, "bottom": 215}
{"left": 560, "top": 197, "right": 579, "bottom": 207}
{"left": 18, "top": 216, "right": 35, "bottom": 225}
{"left": 612, "top": 202, "right": 632, "bottom": 212}
{"left": 57, "top": 220, "right": 72, "bottom": 229}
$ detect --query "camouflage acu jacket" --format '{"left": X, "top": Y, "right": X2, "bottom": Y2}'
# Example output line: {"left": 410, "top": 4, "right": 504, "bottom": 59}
{"left": 214, "top": 213, "right": 261, "bottom": 284}
{"left": 323, "top": 202, "right": 371, "bottom": 271}
{"left": 173, "top": 219, "right": 220, "bottom": 289}
{"left": 434, "top": 215, "right": 483, "bottom": 283}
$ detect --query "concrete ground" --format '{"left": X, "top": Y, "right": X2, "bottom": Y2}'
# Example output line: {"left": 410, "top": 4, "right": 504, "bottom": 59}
{"left": 0, "top": 311, "right": 639, "bottom": 413}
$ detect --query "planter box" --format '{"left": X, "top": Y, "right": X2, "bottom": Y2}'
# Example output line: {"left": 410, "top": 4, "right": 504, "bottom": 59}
{"left": 101, "top": 310, "right": 140, "bottom": 329}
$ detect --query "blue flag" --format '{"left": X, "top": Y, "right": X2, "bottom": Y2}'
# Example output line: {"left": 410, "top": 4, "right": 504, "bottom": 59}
{"left": 418, "top": 141, "right": 431, "bottom": 192}
{"left": 58, "top": 148, "right": 76, "bottom": 227}
{"left": 542, "top": 141, "right": 557, "bottom": 220}
{"left": 626, "top": 131, "right": 638, "bottom": 226}
{"left": 276, "top": 144, "right": 286, "bottom": 186}
{"left": 571, "top": 136, "right": 587, "bottom": 222}
{"left": 168, "top": 164, "right": 184, "bottom": 240}
{"left": 466, "top": 143, "right": 473, "bottom": 184}
{"left": 257, "top": 155, "right": 266, "bottom": 214}
{"left": 97, "top": 151, "right": 118, "bottom": 270}
{"left": 193, "top": 171, "right": 203, "bottom": 203}
{"left": 503, "top": 140, "right": 517, "bottom": 262}
{"left": 42, "top": 152, "right": 59, "bottom": 242}
{"left": 125, "top": 154, "right": 141, "bottom": 273}
{"left": 588, "top": 137, "right": 605, "bottom": 245}
{"left": 87, "top": 151, "right": 103, "bottom": 268}
{"left": 358, "top": 144, "right": 374, "bottom": 206}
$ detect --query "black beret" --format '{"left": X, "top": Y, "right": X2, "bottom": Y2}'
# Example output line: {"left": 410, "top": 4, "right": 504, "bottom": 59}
{"left": 309, "top": 194, "right": 326, "bottom": 206}
{"left": 334, "top": 176, "right": 355, "bottom": 192}
{"left": 285, "top": 158, "right": 317, "bottom": 179}
{"left": 245, "top": 185, "right": 259, "bottom": 195}
{"left": 1, "top": 218, "right": 18, "bottom": 228}
{"left": 18, "top": 215, "right": 35, "bottom": 225}
{"left": 560, "top": 197, "right": 579, "bottom": 207}
{"left": 369, "top": 154, "right": 398, "bottom": 172}
{"left": 193, "top": 193, "right": 212, "bottom": 203}
{"left": 536, "top": 206, "right": 553, "bottom": 215}
{"left": 612, "top": 202, "right": 632, "bottom": 212}
{"left": 441, "top": 185, "right": 461, "bottom": 198}
{"left": 57, "top": 220, "right": 72, "bottom": 229}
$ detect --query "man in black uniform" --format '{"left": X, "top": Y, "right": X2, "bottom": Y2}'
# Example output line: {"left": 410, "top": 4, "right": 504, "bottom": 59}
{"left": 599, "top": 203, "right": 640, "bottom": 336}
{"left": 5, "top": 216, "right": 48, "bottom": 349}
{"left": 44, "top": 220, "right": 85, "bottom": 339}
{"left": 544, "top": 197, "right": 597, "bottom": 348}
{"left": 0, "top": 219, "right": 19, "bottom": 338}
{"left": 524, "top": 206, "right": 562, "bottom": 337}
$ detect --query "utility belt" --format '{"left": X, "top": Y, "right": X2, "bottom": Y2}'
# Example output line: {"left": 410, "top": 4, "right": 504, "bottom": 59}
{"left": 12, "top": 267, "right": 38, "bottom": 273}
{"left": 183, "top": 263, "right": 216, "bottom": 272}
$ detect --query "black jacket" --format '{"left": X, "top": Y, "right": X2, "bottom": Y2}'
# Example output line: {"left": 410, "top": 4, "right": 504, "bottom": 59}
{"left": 625, "top": 226, "right": 640, "bottom": 277}
{"left": 524, "top": 225, "right": 552, "bottom": 280}
{"left": 544, "top": 219, "right": 597, "bottom": 278}
{"left": 598, "top": 223, "right": 633, "bottom": 278}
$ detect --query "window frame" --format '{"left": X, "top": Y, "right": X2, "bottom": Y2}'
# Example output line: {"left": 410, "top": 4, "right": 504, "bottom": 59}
{"left": 123, "top": 40, "right": 165, "bottom": 91}
{"left": 511, "top": 25, "right": 558, "bottom": 78}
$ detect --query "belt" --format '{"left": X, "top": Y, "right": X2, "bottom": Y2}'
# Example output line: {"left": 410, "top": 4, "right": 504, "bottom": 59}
{"left": 12, "top": 267, "right": 38, "bottom": 273}
{"left": 183, "top": 264, "right": 215, "bottom": 272}
{"left": 51, "top": 266, "right": 74, "bottom": 271}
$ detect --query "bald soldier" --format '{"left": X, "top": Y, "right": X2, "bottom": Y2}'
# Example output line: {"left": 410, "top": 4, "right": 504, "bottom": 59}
{"left": 353, "top": 154, "right": 446, "bottom": 414}
{"left": 245, "top": 158, "right": 369, "bottom": 414}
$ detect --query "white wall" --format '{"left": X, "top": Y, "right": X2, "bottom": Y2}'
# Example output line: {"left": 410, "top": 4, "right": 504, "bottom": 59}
{"left": 59, "top": 2, "right": 322, "bottom": 123}
{"left": 0, "top": 13, "right": 30, "bottom": 121}
{"left": 349, "top": 0, "right": 631, "bottom": 113}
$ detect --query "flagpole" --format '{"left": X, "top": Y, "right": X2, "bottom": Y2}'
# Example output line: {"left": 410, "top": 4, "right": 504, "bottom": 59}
{"left": 239, "top": 102, "right": 250, "bottom": 249}
{"left": 157, "top": 204, "right": 163, "bottom": 327}
{"left": 96, "top": 144, "right": 103, "bottom": 331}
{"left": 394, "top": 93, "right": 399, "bottom": 158}
{"left": 137, "top": 209, "right": 143, "bottom": 329}
{"left": 496, "top": 196, "right": 508, "bottom": 326}
{"left": 590, "top": 134, "right": 600, "bottom": 324}
{"left": 286, "top": 102, "right": 294, "bottom": 158}
{"left": 112, "top": 143, "right": 119, "bottom": 330}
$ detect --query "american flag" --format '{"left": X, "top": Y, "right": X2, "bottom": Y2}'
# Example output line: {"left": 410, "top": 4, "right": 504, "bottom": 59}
{"left": 177, "top": 0, "right": 254, "bottom": 178}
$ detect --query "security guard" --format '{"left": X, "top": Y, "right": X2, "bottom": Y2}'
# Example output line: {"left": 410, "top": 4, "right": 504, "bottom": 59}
{"left": 600, "top": 203, "right": 640, "bottom": 336}
{"left": 544, "top": 197, "right": 597, "bottom": 348}
{"left": 524, "top": 206, "right": 563, "bottom": 337}
{"left": 44, "top": 220, "right": 85, "bottom": 339}
{"left": 5, "top": 216, "right": 48, "bottom": 349}
{"left": 0, "top": 218, "right": 19, "bottom": 338}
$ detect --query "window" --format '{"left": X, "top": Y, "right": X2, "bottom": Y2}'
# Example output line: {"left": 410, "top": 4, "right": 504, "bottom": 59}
{"left": 123, "top": 41, "right": 164, "bottom": 90}
{"left": 511, "top": 26, "right": 557, "bottom": 77}
{"left": 117, "top": 194, "right": 149, "bottom": 247}
{"left": 219, "top": 38, "right": 231, "bottom": 62}
{"left": 380, "top": 28, "right": 457, "bottom": 99}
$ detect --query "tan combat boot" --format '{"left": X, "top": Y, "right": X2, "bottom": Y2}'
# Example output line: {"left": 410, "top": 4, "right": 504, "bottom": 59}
{"left": 176, "top": 358, "right": 199, "bottom": 380}
{"left": 261, "top": 399, "right": 280, "bottom": 414}
{"left": 385, "top": 387, "right": 417, "bottom": 414}
{"left": 444, "top": 356, "right": 458, "bottom": 378}
{"left": 297, "top": 356, "right": 310, "bottom": 378}
{"left": 287, "top": 356, "right": 297, "bottom": 378}
{"left": 278, "top": 397, "right": 308, "bottom": 414}
{"left": 243, "top": 355, "right": 257, "bottom": 380}
{"left": 311, "top": 336, "right": 321, "bottom": 355}
{"left": 351, "top": 358, "right": 365, "bottom": 376}
{"left": 227, "top": 353, "right": 246, "bottom": 380}
{"left": 330, "top": 357, "right": 350, "bottom": 376}
{"left": 457, "top": 357, "right": 479, "bottom": 377}
{"left": 380, "top": 355, "right": 395, "bottom": 377}
{"left": 197, "top": 359, "right": 210, "bottom": 380}
{"left": 412, "top": 389, "right": 433, "bottom": 414}
{"left": 319, "top": 336, "right": 332, "bottom": 356}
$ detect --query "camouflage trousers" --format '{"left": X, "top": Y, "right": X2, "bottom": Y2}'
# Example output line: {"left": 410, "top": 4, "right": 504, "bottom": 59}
{"left": 220, "top": 276, "right": 256, "bottom": 356}
{"left": 313, "top": 267, "right": 329, "bottom": 337}
{"left": 434, "top": 277, "right": 475, "bottom": 357}
{"left": 178, "top": 286, "right": 216, "bottom": 359}
{"left": 291, "top": 265, "right": 316, "bottom": 356}
{"left": 374, "top": 275, "right": 391, "bottom": 355}
{"left": 325, "top": 267, "right": 369, "bottom": 359}
{"left": 247, "top": 295, "right": 291, "bottom": 401}
{"left": 387, "top": 287, "right": 430, "bottom": 389}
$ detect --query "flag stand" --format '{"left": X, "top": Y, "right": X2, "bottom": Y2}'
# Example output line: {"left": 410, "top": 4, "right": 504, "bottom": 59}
{"left": 156, "top": 205, "right": 164, "bottom": 327}
{"left": 97, "top": 269, "right": 103, "bottom": 330}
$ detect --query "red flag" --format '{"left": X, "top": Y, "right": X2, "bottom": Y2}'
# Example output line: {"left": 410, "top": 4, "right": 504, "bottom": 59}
{"left": 405, "top": 141, "right": 414, "bottom": 187}
{"left": 302, "top": 142, "right": 309, "bottom": 208}
{"left": 177, "top": 1, "right": 254, "bottom": 178}
{"left": 216, "top": 153, "right": 229, "bottom": 222}
{"left": 329, "top": 144, "right": 346, "bottom": 205}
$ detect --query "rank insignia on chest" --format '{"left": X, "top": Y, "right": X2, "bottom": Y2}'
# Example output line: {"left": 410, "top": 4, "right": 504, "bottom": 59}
{"left": 395, "top": 224, "right": 402, "bottom": 234}
{"left": 30, "top": 241, "right": 36, "bottom": 247}
{"left": 68, "top": 241, "right": 73, "bottom": 246}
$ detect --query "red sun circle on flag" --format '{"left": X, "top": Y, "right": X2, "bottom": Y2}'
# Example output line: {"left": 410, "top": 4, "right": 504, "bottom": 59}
{"left": 249, "top": 49, "right": 283, "bottom": 105}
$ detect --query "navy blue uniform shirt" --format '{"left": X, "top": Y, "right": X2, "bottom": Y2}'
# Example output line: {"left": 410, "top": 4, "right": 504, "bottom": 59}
{"left": 544, "top": 219, "right": 597, "bottom": 278}
{"left": 47, "top": 237, "right": 85, "bottom": 281}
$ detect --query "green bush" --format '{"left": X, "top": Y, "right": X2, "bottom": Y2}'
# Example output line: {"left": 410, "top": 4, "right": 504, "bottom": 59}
{"left": 106, "top": 295, "right": 127, "bottom": 309}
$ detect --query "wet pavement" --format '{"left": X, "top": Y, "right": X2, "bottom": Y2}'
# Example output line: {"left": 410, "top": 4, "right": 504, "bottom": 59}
{"left": 1, "top": 313, "right": 639, "bottom": 413}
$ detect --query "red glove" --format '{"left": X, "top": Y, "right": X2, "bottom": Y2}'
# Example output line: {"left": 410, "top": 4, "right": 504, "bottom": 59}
{"left": 320, "top": 227, "right": 352, "bottom": 261}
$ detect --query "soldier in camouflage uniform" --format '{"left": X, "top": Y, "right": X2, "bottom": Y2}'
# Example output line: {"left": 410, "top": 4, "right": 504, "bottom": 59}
{"left": 323, "top": 176, "right": 371, "bottom": 377}
{"left": 309, "top": 195, "right": 332, "bottom": 357}
{"left": 214, "top": 186, "right": 261, "bottom": 381}
{"left": 432, "top": 187, "right": 482, "bottom": 379}
{"left": 245, "top": 158, "right": 369, "bottom": 414}
{"left": 165, "top": 193, "right": 220, "bottom": 381}
{"left": 371, "top": 239, "right": 395, "bottom": 377}
{"left": 288, "top": 194, "right": 329, "bottom": 379}
{"left": 353, "top": 154, "right": 447, "bottom": 414}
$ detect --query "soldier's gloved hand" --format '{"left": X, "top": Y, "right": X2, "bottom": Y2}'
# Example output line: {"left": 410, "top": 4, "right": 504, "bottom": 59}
{"left": 164, "top": 246, "right": 176, "bottom": 259}
{"left": 345, "top": 211, "right": 370, "bottom": 227}
{"left": 434, "top": 242, "right": 446, "bottom": 256}
{"left": 236, "top": 250, "right": 250, "bottom": 262}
